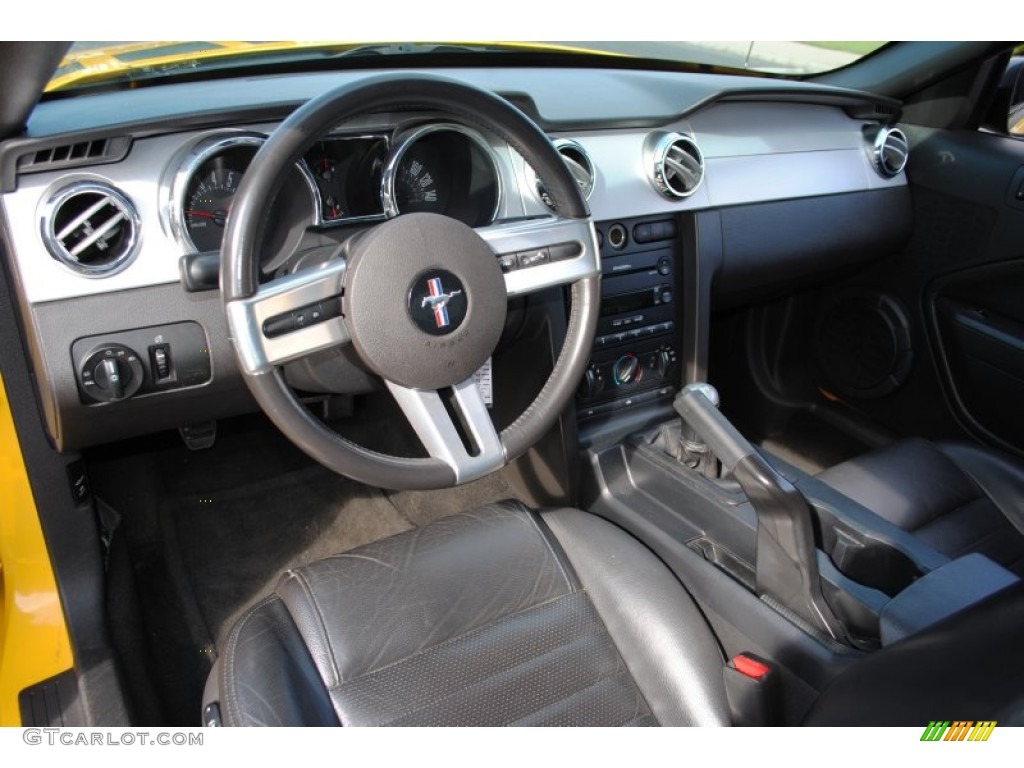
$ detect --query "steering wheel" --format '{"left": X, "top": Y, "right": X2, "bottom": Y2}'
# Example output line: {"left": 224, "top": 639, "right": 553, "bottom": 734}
{"left": 222, "top": 75, "right": 600, "bottom": 490}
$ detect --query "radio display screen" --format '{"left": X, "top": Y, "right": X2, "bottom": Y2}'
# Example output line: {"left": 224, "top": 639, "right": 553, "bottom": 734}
{"left": 600, "top": 289, "right": 653, "bottom": 317}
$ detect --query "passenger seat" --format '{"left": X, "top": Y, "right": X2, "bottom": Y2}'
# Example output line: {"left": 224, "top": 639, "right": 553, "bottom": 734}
{"left": 816, "top": 438, "right": 1024, "bottom": 576}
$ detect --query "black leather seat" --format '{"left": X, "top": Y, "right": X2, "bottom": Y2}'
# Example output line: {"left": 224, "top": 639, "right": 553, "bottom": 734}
{"left": 817, "top": 438, "right": 1024, "bottom": 576}
{"left": 204, "top": 501, "right": 731, "bottom": 726}
{"left": 205, "top": 497, "right": 1024, "bottom": 727}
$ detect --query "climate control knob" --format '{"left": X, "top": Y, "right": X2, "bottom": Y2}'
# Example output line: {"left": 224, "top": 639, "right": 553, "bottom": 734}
{"left": 654, "top": 345, "right": 678, "bottom": 378}
{"left": 578, "top": 366, "right": 604, "bottom": 399}
{"left": 612, "top": 354, "right": 643, "bottom": 387}
{"left": 80, "top": 344, "right": 144, "bottom": 403}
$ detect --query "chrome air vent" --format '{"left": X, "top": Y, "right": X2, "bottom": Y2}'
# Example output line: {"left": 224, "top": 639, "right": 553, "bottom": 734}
{"left": 40, "top": 182, "right": 140, "bottom": 276}
{"left": 529, "top": 139, "right": 596, "bottom": 210}
{"left": 644, "top": 132, "right": 704, "bottom": 199}
{"left": 871, "top": 126, "right": 909, "bottom": 178}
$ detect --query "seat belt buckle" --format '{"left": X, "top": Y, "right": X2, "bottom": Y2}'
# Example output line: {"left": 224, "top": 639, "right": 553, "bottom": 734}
{"left": 723, "top": 653, "right": 779, "bottom": 726}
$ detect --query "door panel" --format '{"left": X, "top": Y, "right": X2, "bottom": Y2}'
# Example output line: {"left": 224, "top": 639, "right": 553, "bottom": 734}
{"left": 795, "top": 126, "right": 1024, "bottom": 455}
{"left": 931, "top": 265, "right": 1024, "bottom": 452}
{"left": 896, "top": 127, "right": 1024, "bottom": 452}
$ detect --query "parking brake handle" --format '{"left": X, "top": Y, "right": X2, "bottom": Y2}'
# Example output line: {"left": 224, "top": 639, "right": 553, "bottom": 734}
{"left": 674, "top": 383, "right": 850, "bottom": 644}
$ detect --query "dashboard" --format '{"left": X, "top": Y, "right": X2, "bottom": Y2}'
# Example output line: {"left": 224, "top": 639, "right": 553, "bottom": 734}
{"left": 0, "top": 67, "right": 913, "bottom": 452}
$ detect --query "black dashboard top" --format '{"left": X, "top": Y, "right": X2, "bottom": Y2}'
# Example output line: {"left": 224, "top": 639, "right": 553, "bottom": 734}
{"left": 26, "top": 66, "right": 896, "bottom": 138}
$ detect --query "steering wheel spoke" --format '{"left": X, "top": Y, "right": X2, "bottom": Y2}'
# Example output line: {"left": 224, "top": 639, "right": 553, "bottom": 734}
{"left": 477, "top": 216, "right": 600, "bottom": 297}
{"left": 225, "top": 259, "right": 350, "bottom": 375}
{"left": 386, "top": 376, "right": 505, "bottom": 484}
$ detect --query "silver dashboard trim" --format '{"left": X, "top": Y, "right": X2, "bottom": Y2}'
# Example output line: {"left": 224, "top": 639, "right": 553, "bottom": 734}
{"left": 3, "top": 103, "right": 906, "bottom": 305}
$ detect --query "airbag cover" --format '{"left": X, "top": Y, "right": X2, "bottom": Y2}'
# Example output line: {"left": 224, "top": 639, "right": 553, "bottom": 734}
{"left": 343, "top": 212, "right": 506, "bottom": 390}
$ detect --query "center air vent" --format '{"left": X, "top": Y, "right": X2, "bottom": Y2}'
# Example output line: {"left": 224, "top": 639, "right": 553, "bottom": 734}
{"left": 870, "top": 126, "right": 909, "bottom": 178}
{"left": 529, "top": 139, "right": 596, "bottom": 210}
{"left": 644, "top": 132, "right": 704, "bottom": 199}
{"left": 40, "top": 182, "right": 140, "bottom": 276}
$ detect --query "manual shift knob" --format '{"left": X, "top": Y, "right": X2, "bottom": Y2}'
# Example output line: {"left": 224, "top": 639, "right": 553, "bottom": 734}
{"left": 673, "top": 382, "right": 722, "bottom": 475}
{"left": 681, "top": 382, "right": 720, "bottom": 409}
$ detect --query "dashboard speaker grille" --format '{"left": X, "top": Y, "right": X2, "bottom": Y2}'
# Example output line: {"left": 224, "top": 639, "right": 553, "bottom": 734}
{"left": 41, "top": 183, "right": 139, "bottom": 276}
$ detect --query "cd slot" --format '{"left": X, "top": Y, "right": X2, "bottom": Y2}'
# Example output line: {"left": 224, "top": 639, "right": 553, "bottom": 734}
{"left": 602, "top": 247, "right": 672, "bottom": 277}
{"left": 602, "top": 269, "right": 670, "bottom": 296}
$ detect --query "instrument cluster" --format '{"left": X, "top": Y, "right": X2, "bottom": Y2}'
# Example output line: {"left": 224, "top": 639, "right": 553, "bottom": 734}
{"left": 171, "top": 124, "right": 501, "bottom": 268}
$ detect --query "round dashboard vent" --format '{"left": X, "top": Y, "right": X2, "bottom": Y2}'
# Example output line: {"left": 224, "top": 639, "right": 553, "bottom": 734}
{"left": 645, "top": 132, "right": 704, "bottom": 199}
{"left": 871, "top": 126, "right": 909, "bottom": 178}
{"left": 531, "top": 139, "right": 595, "bottom": 210}
{"left": 41, "top": 182, "right": 140, "bottom": 276}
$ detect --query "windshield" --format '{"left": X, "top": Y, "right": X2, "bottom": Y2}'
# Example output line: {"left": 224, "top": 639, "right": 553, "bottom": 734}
{"left": 48, "top": 41, "right": 888, "bottom": 93}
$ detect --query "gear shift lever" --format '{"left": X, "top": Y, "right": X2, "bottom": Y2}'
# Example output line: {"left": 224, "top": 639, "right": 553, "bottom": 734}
{"left": 673, "top": 383, "right": 850, "bottom": 644}
{"left": 677, "top": 382, "right": 720, "bottom": 478}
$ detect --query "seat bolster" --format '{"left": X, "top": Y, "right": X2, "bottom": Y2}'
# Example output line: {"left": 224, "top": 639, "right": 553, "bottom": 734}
{"left": 816, "top": 438, "right": 979, "bottom": 531}
{"left": 217, "top": 596, "right": 339, "bottom": 727}
{"left": 541, "top": 508, "right": 730, "bottom": 726}
{"left": 938, "top": 441, "right": 1024, "bottom": 537}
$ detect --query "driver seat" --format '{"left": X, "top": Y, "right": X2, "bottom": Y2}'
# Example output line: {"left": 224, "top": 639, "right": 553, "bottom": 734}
{"left": 202, "top": 501, "right": 732, "bottom": 726}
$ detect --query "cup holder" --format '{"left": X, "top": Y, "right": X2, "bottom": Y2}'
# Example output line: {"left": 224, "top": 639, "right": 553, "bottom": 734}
{"left": 813, "top": 505, "right": 923, "bottom": 597}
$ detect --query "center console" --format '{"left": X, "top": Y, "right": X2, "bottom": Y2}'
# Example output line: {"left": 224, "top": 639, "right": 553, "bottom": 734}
{"left": 578, "top": 380, "right": 1020, "bottom": 720}
{"left": 576, "top": 215, "right": 682, "bottom": 421}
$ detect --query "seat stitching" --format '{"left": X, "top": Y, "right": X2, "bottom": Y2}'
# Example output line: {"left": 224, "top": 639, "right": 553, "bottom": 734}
{"left": 524, "top": 509, "right": 575, "bottom": 592}
{"left": 289, "top": 569, "right": 343, "bottom": 688}
{"left": 503, "top": 669, "right": 643, "bottom": 727}
{"left": 332, "top": 591, "right": 587, "bottom": 681}
{"left": 220, "top": 595, "right": 281, "bottom": 726}
{"left": 363, "top": 617, "right": 623, "bottom": 726}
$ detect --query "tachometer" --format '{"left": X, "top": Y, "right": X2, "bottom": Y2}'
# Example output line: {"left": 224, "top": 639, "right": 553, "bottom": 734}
{"left": 173, "top": 134, "right": 317, "bottom": 270}
{"left": 184, "top": 150, "right": 249, "bottom": 252}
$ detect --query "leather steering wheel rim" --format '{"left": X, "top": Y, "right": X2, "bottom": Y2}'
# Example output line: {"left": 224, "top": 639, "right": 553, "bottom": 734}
{"left": 222, "top": 74, "right": 600, "bottom": 490}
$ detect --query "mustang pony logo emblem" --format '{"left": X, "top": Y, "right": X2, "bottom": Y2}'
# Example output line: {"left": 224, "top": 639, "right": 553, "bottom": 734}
{"left": 420, "top": 277, "right": 463, "bottom": 329}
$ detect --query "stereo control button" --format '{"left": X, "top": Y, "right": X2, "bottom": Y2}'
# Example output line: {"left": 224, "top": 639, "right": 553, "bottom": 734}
{"left": 517, "top": 248, "right": 550, "bottom": 268}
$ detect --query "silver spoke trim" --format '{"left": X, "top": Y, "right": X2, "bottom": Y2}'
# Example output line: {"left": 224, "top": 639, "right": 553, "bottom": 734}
{"left": 477, "top": 217, "right": 600, "bottom": 297}
{"left": 386, "top": 377, "right": 505, "bottom": 484}
{"left": 225, "top": 259, "right": 350, "bottom": 375}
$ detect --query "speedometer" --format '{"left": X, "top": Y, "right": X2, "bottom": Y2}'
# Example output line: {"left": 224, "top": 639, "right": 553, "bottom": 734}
{"left": 383, "top": 124, "right": 499, "bottom": 227}
{"left": 393, "top": 143, "right": 449, "bottom": 215}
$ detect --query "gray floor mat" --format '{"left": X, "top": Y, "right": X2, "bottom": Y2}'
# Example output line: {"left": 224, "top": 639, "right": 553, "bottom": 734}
{"left": 168, "top": 464, "right": 412, "bottom": 644}
{"left": 386, "top": 471, "right": 522, "bottom": 527}
{"left": 95, "top": 413, "right": 525, "bottom": 723}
